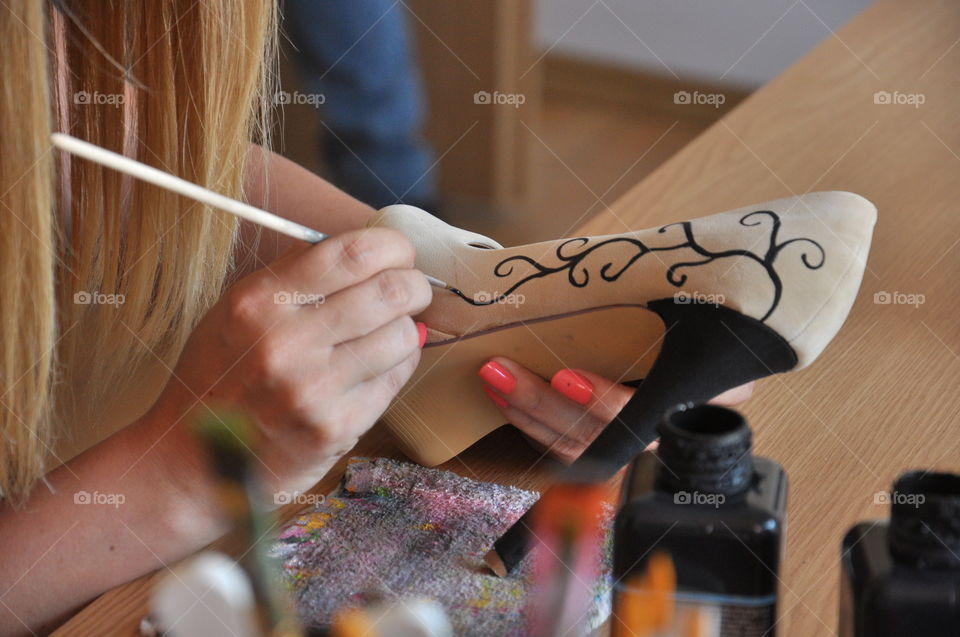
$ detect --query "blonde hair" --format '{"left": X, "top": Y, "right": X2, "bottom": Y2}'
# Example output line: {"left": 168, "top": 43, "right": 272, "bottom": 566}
{"left": 0, "top": 0, "right": 276, "bottom": 501}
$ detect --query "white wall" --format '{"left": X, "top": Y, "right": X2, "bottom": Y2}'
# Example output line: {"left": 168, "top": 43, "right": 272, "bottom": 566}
{"left": 535, "top": 0, "right": 875, "bottom": 89}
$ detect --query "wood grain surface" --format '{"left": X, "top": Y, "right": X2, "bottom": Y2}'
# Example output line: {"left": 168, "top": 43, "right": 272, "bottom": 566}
{"left": 54, "top": 0, "right": 960, "bottom": 634}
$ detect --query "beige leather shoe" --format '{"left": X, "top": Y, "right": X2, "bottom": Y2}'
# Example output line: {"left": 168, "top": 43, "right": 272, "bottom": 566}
{"left": 369, "top": 191, "right": 876, "bottom": 471}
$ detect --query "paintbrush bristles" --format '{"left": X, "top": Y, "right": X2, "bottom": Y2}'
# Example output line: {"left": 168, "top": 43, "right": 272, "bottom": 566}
{"left": 483, "top": 549, "right": 508, "bottom": 577}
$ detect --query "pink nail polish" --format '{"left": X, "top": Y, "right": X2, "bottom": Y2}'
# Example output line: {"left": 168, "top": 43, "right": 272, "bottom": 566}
{"left": 482, "top": 384, "right": 509, "bottom": 408}
{"left": 551, "top": 369, "right": 593, "bottom": 405}
{"left": 416, "top": 322, "right": 427, "bottom": 348}
{"left": 478, "top": 360, "right": 517, "bottom": 394}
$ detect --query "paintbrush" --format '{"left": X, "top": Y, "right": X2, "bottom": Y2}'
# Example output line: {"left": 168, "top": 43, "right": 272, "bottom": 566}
{"left": 50, "top": 133, "right": 455, "bottom": 293}
{"left": 525, "top": 476, "right": 610, "bottom": 637}
{"left": 194, "top": 408, "right": 304, "bottom": 637}
{"left": 612, "top": 552, "right": 675, "bottom": 637}
{"left": 484, "top": 455, "right": 624, "bottom": 577}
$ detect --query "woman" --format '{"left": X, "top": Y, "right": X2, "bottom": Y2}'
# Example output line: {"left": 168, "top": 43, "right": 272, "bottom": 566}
{"left": 0, "top": 2, "right": 750, "bottom": 634}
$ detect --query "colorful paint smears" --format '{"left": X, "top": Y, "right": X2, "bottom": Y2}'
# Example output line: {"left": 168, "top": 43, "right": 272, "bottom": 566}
{"left": 270, "top": 457, "right": 613, "bottom": 636}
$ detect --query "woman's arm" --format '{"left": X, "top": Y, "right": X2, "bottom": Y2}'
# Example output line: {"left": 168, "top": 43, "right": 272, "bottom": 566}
{"left": 0, "top": 223, "right": 428, "bottom": 636}
{"left": 0, "top": 407, "right": 224, "bottom": 635}
{"left": 237, "top": 145, "right": 375, "bottom": 275}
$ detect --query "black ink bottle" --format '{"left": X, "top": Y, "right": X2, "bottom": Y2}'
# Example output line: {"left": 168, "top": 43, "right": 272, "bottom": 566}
{"left": 613, "top": 404, "right": 788, "bottom": 636}
{"left": 839, "top": 471, "right": 960, "bottom": 636}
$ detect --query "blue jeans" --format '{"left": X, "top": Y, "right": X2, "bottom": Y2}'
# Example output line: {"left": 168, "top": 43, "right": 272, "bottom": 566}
{"left": 283, "top": 0, "right": 438, "bottom": 209}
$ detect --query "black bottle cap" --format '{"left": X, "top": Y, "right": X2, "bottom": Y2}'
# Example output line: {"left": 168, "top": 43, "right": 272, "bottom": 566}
{"left": 888, "top": 471, "right": 960, "bottom": 569}
{"left": 655, "top": 404, "right": 754, "bottom": 497}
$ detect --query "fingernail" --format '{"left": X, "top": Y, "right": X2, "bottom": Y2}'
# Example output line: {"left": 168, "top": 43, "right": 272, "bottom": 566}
{"left": 551, "top": 369, "right": 593, "bottom": 405}
{"left": 478, "top": 360, "right": 516, "bottom": 394}
{"left": 416, "top": 322, "right": 427, "bottom": 348}
{"left": 482, "top": 384, "right": 509, "bottom": 408}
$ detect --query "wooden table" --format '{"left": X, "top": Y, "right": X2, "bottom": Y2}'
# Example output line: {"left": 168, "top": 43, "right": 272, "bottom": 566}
{"left": 56, "top": 0, "right": 960, "bottom": 634}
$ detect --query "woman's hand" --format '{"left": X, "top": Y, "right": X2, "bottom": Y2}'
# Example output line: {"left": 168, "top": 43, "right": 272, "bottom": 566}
{"left": 152, "top": 227, "right": 431, "bottom": 496}
{"left": 478, "top": 357, "right": 754, "bottom": 464}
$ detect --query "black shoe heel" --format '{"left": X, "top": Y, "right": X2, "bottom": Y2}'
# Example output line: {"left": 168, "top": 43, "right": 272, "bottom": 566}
{"left": 493, "top": 298, "right": 799, "bottom": 573}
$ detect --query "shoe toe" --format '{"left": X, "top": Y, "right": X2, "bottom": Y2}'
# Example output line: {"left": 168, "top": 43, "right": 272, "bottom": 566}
{"left": 766, "top": 191, "right": 877, "bottom": 368}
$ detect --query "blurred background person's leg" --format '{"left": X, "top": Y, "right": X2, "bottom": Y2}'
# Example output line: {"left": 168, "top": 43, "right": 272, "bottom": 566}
{"left": 283, "top": 0, "right": 439, "bottom": 211}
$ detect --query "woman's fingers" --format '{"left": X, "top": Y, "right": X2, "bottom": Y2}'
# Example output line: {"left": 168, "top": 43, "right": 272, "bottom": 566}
{"left": 329, "top": 316, "right": 422, "bottom": 386}
{"left": 347, "top": 348, "right": 422, "bottom": 431}
{"left": 478, "top": 356, "right": 755, "bottom": 464}
{"left": 479, "top": 358, "right": 601, "bottom": 442}
{"left": 306, "top": 267, "right": 431, "bottom": 344}
{"left": 555, "top": 369, "right": 753, "bottom": 416}
{"left": 479, "top": 389, "right": 561, "bottom": 451}
{"left": 549, "top": 368, "right": 635, "bottom": 424}
{"left": 264, "top": 227, "right": 417, "bottom": 297}
{"left": 477, "top": 358, "right": 614, "bottom": 463}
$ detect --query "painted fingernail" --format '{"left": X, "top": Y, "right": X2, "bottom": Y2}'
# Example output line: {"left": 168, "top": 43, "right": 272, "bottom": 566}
{"left": 478, "top": 360, "right": 516, "bottom": 394}
{"left": 416, "top": 322, "right": 427, "bottom": 348}
{"left": 551, "top": 369, "right": 593, "bottom": 405}
{"left": 482, "top": 384, "right": 509, "bottom": 408}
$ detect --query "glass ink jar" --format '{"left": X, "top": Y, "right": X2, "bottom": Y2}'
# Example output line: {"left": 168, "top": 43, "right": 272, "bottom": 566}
{"left": 840, "top": 471, "right": 960, "bottom": 636}
{"left": 613, "top": 404, "right": 788, "bottom": 636}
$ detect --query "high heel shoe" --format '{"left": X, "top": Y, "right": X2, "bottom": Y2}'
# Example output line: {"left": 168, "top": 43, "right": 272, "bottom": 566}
{"left": 369, "top": 192, "right": 876, "bottom": 477}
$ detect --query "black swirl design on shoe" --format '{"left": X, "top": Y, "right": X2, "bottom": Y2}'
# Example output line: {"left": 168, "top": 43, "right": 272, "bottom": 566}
{"left": 450, "top": 210, "right": 825, "bottom": 322}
